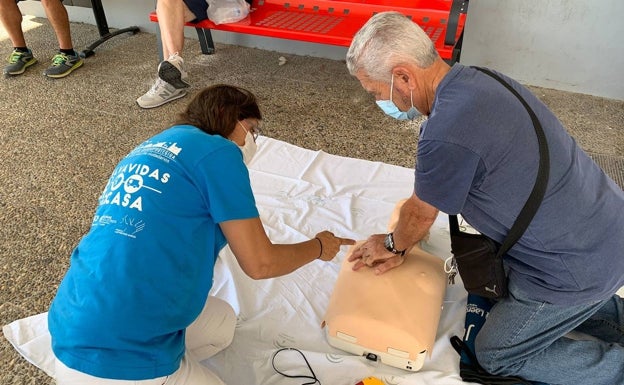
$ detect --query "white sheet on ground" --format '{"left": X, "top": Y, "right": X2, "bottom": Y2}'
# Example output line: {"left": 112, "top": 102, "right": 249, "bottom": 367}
{"left": 8, "top": 137, "right": 619, "bottom": 384}
{"left": 206, "top": 137, "right": 469, "bottom": 384}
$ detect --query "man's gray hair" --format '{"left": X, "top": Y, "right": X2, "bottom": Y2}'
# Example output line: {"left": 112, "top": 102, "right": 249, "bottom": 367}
{"left": 346, "top": 11, "right": 438, "bottom": 81}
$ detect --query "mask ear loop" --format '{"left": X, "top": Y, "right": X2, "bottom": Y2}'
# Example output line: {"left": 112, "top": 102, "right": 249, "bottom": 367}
{"left": 237, "top": 121, "right": 252, "bottom": 146}
{"left": 391, "top": 73, "right": 416, "bottom": 110}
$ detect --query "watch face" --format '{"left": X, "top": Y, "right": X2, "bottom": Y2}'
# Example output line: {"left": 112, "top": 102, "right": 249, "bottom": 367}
{"left": 384, "top": 233, "right": 393, "bottom": 251}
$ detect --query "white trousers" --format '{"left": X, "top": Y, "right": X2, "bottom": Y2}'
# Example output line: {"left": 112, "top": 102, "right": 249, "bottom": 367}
{"left": 54, "top": 296, "right": 236, "bottom": 385}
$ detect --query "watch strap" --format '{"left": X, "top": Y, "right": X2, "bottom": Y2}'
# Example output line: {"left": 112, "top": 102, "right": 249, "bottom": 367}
{"left": 385, "top": 232, "right": 406, "bottom": 256}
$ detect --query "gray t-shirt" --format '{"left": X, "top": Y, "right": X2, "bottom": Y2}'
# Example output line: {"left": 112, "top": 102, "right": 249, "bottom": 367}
{"left": 416, "top": 64, "right": 624, "bottom": 305}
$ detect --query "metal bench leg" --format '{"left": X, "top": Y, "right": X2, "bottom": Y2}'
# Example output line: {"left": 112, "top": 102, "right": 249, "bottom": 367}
{"left": 80, "top": 0, "right": 140, "bottom": 58}
{"left": 195, "top": 27, "right": 216, "bottom": 55}
{"left": 443, "top": 0, "right": 468, "bottom": 64}
{"left": 156, "top": 24, "right": 164, "bottom": 62}
{"left": 450, "top": 30, "right": 464, "bottom": 64}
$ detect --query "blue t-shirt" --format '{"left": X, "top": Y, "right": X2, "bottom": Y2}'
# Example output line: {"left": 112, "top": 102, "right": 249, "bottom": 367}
{"left": 48, "top": 125, "right": 259, "bottom": 380}
{"left": 416, "top": 64, "right": 624, "bottom": 305}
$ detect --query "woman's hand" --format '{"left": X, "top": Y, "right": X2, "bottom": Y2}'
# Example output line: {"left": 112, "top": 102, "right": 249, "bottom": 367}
{"left": 222, "top": 218, "right": 355, "bottom": 279}
{"left": 314, "top": 231, "right": 355, "bottom": 261}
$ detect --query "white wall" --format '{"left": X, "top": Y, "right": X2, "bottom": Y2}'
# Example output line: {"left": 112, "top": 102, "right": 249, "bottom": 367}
{"left": 460, "top": 0, "right": 624, "bottom": 100}
{"left": 19, "top": 0, "right": 624, "bottom": 100}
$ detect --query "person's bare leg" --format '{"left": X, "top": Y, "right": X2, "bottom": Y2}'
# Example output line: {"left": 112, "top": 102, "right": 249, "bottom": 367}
{"left": 0, "top": 0, "right": 27, "bottom": 47}
{"left": 0, "top": 0, "right": 39, "bottom": 76}
{"left": 40, "top": 0, "right": 73, "bottom": 50}
{"left": 136, "top": 0, "right": 194, "bottom": 108}
{"left": 40, "top": 0, "right": 83, "bottom": 78}
{"left": 157, "top": 0, "right": 196, "bottom": 58}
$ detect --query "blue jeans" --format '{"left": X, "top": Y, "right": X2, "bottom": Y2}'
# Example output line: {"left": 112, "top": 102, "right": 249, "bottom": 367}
{"left": 475, "top": 281, "right": 624, "bottom": 385}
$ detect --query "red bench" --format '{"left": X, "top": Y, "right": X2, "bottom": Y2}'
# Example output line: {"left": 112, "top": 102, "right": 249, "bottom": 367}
{"left": 149, "top": 0, "right": 468, "bottom": 63}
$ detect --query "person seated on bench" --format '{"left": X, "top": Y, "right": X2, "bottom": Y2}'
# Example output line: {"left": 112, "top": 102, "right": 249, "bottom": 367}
{"left": 136, "top": 0, "right": 208, "bottom": 109}
{"left": 0, "top": 0, "right": 83, "bottom": 78}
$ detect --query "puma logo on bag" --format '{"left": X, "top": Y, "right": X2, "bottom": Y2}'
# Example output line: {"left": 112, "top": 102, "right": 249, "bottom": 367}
{"left": 484, "top": 285, "right": 498, "bottom": 296}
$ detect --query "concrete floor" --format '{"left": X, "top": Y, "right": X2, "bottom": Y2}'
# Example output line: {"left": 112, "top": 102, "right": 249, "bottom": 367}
{"left": 0, "top": 18, "right": 622, "bottom": 384}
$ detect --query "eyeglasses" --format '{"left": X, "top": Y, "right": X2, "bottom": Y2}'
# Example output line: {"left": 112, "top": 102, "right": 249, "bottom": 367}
{"left": 250, "top": 124, "right": 262, "bottom": 141}
{"left": 239, "top": 120, "right": 262, "bottom": 141}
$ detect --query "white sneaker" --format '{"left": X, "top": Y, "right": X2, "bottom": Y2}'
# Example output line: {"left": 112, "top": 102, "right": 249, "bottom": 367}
{"left": 136, "top": 78, "right": 188, "bottom": 109}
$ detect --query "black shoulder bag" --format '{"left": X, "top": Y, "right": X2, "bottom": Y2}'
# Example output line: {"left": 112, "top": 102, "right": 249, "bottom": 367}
{"left": 447, "top": 67, "right": 550, "bottom": 299}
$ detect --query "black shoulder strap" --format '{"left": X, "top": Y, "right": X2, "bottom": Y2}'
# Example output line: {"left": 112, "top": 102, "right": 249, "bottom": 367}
{"left": 450, "top": 67, "right": 550, "bottom": 257}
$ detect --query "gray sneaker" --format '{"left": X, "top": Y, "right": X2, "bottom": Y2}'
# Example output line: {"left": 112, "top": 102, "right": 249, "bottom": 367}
{"left": 136, "top": 54, "right": 190, "bottom": 109}
{"left": 136, "top": 78, "right": 188, "bottom": 109}
{"left": 43, "top": 52, "right": 83, "bottom": 79}
{"left": 158, "top": 53, "right": 190, "bottom": 89}
{"left": 3, "top": 49, "right": 37, "bottom": 76}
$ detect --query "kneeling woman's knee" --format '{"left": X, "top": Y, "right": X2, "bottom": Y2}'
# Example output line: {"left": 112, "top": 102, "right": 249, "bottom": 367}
{"left": 206, "top": 300, "right": 237, "bottom": 350}
{"left": 186, "top": 297, "right": 237, "bottom": 351}
{"left": 216, "top": 305, "right": 237, "bottom": 348}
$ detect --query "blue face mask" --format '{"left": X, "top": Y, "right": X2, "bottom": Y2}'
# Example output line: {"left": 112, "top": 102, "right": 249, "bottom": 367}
{"left": 375, "top": 75, "right": 420, "bottom": 120}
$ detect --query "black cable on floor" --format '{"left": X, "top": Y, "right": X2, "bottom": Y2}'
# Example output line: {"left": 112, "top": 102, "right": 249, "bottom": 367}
{"left": 271, "top": 347, "right": 321, "bottom": 385}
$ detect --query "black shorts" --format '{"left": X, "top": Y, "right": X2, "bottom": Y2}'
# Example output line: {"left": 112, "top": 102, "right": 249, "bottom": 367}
{"left": 183, "top": 0, "right": 209, "bottom": 23}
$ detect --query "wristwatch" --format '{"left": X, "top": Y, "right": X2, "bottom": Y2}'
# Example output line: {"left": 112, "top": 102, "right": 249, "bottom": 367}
{"left": 384, "top": 232, "right": 406, "bottom": 256}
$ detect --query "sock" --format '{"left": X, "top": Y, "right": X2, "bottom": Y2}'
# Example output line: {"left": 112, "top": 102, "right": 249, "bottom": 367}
{"left": 14, "top": 47, "right": 29, "bottom": 53}
{"left": 60, "top": 48, "right": 76, "bottom": 56}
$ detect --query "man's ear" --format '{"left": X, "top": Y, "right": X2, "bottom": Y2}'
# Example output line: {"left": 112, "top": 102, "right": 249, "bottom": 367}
{"left": 392, "top": 66, "right": 414, "bottom": 89}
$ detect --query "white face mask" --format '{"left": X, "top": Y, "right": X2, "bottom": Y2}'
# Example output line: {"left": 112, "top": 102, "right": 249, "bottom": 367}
{"left": 238, "top": 125, "right": 258, "bottom": 165}
{"left": 375, "top": 74, "right": 420, "bottom": 120}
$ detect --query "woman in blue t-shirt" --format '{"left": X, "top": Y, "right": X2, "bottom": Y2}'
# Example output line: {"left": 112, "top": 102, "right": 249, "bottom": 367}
{"left": 45, "top": 84, "right": 355, "bottom": 385}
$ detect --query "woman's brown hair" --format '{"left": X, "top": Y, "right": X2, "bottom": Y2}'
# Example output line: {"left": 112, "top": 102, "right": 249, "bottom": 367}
{"left": 175, "top": 84, "right": 262, "bottom": 138}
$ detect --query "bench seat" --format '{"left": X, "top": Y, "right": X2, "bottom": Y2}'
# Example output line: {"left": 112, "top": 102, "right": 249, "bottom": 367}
{"left": 149, "top": 0, "right": 468, "bottom": 62}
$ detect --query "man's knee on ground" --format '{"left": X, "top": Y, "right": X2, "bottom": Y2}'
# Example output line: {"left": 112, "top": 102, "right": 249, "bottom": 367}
{"left": 475, "top": 332, "right": 525, "bottom": 376}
